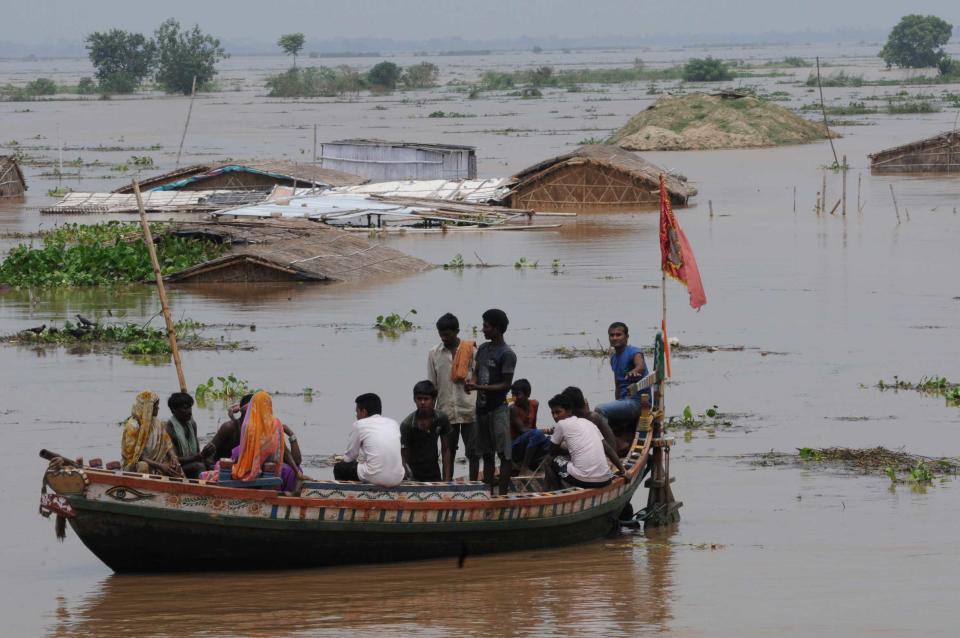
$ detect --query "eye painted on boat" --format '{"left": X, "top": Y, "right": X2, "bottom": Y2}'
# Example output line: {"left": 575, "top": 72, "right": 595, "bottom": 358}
{"left": 105, "top": 486, "right": 155, "bottom": 502}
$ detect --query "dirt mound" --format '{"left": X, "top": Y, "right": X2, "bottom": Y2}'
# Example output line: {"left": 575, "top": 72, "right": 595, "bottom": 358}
{"left": 609, "top": 93, "right": 830, "bottom": 151}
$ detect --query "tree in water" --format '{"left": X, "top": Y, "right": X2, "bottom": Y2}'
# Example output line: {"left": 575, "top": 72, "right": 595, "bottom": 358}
{"left": 278, "top": 33, "right": 306, "bottom": 68}
{"left": 84, "top": 29, "right": 155, "bottom": 94}
{"left": 401, "top": 62, "right": 439, "bottom": 89}
{"left": 367, "top": 61, "right": 402, "bottom": 92}
{"left": 154, "top": 19, "right": 228, "bottom": 95}
{"left": 879, "top": 15, "right": 953, "bottom": 70}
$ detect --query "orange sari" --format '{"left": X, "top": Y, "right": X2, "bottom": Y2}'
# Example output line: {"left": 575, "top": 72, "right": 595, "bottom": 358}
{"left": 232, "top": 391, "right": 284, "bottom": 481}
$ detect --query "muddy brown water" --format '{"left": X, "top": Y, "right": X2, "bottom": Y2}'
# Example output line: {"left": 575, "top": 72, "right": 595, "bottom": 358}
{"left": 2, "top": 44, "right": 960, "bottom": 636}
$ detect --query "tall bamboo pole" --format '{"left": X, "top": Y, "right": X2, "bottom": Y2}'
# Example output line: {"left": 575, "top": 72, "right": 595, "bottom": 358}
{"left": 175, "top": 76, "right": 198, "bottom": 169}
{"left": 133, "top": 178, "right": 188, "bottom": 392}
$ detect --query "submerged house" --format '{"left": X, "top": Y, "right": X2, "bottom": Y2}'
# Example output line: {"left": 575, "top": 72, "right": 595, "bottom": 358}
{"left": 113, "top": 160, "right": 367, "bottom": 193}
{"left": 164, "top": 220, "right": 432, "bottom": 284}
{"left": 319, "top": 139, "right": 477, "bottom": 181}
{"left": 506, "top": 145, "right": 696, "bottom": 212}
{"left": 0, "top": 156, "right": 26, "bottom": 198}
{"left": 869, "top": 130, "right": 960, "bottom": 174}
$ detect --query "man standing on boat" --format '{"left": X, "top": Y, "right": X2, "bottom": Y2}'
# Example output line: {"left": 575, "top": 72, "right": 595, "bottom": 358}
{"left": 595, "top": 322, "right": 651, "bottom": 432}
{"left": 465, "top": 308, "right": 516, "bottom": 495}
{"left": 427, "top": 313, "right": 478, "bottom": 481}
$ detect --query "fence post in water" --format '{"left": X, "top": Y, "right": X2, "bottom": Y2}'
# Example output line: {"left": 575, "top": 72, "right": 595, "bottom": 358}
{"left": 708, "top": 200, "right": 713, "bottom": 218}
{"left": 133, "top": 178, "right": 188, "bottom": 392}
{"left": 841, "top": 155, "right": 847, "bottom": 216}
{"left": 821, "top": 172, "right": 827, "bottom": 216}
{"left": 793, "top": 186, "right": 796, "bottom": 213}
{"left": 312, "top": 124, "right": 318, "bottom": 164}
{"left": 857, "top": 173, "right": 862, "bottom": 214}
{"left": 889, "top": 183, "right": 901, "bottom": 224}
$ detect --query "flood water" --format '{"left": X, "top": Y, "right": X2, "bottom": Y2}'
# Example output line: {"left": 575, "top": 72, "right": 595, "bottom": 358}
{"left": 2, "top": 43, "right": 960, "bottom": 636}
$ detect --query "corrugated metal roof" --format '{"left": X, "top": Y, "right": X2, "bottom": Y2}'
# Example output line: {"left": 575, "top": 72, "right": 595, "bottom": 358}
{"left": 332, "top": 178, "right": 511, "bottom": 203}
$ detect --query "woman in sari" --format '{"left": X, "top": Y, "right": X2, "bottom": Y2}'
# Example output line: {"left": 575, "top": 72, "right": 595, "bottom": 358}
{"left": 121, "top": 390, "right": 184, "bottom": 477}
{"left": 202, "top": 391, "right": 303, "bottom": 491}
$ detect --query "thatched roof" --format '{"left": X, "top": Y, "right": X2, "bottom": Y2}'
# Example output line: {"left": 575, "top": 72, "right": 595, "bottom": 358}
{"left": 510, "top": 145, "right": 697, "bottom": 203}
{"left": 868, "top": 130, "right": 960, "bottom": 161}
{"left": 164, "top": 219, "right": 432, "bottom": 283}
{"left": 113, "top": 161, "right": 367, "bottom": 194}
{"left": 0, "top": 155, "right": 27, "bottom": 197}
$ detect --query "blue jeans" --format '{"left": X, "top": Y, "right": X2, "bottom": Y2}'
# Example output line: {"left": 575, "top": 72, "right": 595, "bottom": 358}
{"left": 595, "top": 399, "right": 642, "bottom": 429}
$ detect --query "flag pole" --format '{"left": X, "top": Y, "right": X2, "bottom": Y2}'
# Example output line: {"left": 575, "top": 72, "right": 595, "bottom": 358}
{"left": 661, "top": 269, "right": 668, "bottom": 414}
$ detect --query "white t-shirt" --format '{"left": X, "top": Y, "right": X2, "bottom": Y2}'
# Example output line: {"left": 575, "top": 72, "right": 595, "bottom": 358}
{"left": 343, "top": 414, "right": 404, "bottom": 487}
{"left": 550, "top": 415, "right": 612, "bottom": 483}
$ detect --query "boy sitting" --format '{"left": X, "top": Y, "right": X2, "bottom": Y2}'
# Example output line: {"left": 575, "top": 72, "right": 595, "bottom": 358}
{"left": 400, "top": 380, "right": 452, "bottom": 482}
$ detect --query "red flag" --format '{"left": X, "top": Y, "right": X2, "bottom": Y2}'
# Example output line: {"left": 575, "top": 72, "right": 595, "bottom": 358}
{"left": 659, "top": 174, "right": 706, "bottom": 310}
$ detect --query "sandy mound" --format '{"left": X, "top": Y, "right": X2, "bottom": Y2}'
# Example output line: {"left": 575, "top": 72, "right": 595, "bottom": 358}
{"left": 609, "top": 93, "right": 830, "bottom": 151}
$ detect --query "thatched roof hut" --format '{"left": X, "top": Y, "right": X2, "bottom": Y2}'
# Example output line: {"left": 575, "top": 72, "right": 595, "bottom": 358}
{"left": 506, "top": 145, "right": 696, "bottom": 212}
{"left": 0, "top": 156, "right": 27, "bottom": 198}
{"left": 868, "top": 130, "right": 960, "bottom": 174}
{"left": 164, "top": 219, "right": 432, "bottom": 284}
{"left": 113, "top": 161, "right": 367, "bottom": 194}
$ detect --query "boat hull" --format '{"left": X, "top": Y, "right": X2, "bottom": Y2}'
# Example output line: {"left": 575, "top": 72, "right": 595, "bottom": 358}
{"left": 67, "top": 488, "right": 634, "bottom": 572}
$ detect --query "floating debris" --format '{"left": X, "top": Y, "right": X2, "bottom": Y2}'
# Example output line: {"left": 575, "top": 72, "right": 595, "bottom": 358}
{"left": 752, "top": 446, "right": 960, "bottom": 480}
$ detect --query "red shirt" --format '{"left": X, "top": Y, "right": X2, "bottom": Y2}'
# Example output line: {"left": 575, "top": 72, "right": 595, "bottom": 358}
{"left": 509, "top": 399, "right": 539, "bottom": 440}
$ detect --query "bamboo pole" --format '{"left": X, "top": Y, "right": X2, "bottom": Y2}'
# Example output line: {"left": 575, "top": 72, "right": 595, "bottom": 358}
{"left": 312, "top": 124, "right": 318, "bottom": 164}
{"left": 821, "top": 172, "right": 827, "bottom": 215}
{"left": 793, "top": 186, "right": 796, "bottom": 213}
{"left": 708, "top": 199, "right": 713, "bottom": 218}
{"left": 857, "top": 173, "right": 863, "bottom": 213}
{"left": 841, "top": 155, "right": 847, "bottom": 216}
{"left": 816, "top": 56, "right": 840, "bottom": 168}
{"left": 889, "top": 183, "right": 901, "bottom": 224}
{"left": 133, "top": 178, "right": 188, "bottom": 392}
{"left": 175, "top": 76, "right": 198, "bottom": 169}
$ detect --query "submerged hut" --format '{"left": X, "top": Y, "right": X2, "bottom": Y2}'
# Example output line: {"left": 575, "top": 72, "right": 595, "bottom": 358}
{"left": 164, "top": 220, "right": 432, "bottom": 284}
{"left": 506, "top": 145, "right": 696, "bottom": 212}
{"left": 319, "top": 140, "right": 477, "bottom": 181}
{"left": 0, "top": 156, "right": 27, "bottom": 198}
{"left": 113, "top": 161, "right": 367, "bottom": 193}
{"left": 868, "top": 130, "right": 960, "bottom": 174}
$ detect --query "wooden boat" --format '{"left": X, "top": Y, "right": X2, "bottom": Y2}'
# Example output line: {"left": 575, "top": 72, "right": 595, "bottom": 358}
{"left": 39, "top": 417, "right": 676, "bottom": 573}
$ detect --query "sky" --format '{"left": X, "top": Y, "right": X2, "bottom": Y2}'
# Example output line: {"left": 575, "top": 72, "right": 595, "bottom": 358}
{"left": 3, "top": 0, "right": 960, "bottom": 50}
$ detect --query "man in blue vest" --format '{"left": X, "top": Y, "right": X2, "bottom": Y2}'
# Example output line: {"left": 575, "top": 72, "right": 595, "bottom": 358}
{"left": 595, "top": 322, "right": 651, "bottom": 432}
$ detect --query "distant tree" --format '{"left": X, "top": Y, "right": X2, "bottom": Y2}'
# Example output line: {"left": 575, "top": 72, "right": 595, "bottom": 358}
{"left": 84, "top": 29, "right": 155, "bottom": 94}
{"left": 401, "top": 62, "right": 439, "bottom": 89}
{"left": 879, "top": 15, "right": 953, "bottom": 70}
{"left": 77, "top": 77, "right": 97, "bottom": 95}
{"left": 153, "top": 19, "right": 228, "bottom": 95}
{"left": 682, "top": 57, "right": 733, "bottom": 82}
{"left": 367, "top": 61, "right": 401, "bottom": 91}
{"left": 25, "top": 78, "right": 57, "bottom": 96}
{"left": 278, "top": 33, "right": 306, "bottom": 68}
{"left": 529, "top": 65, "right": 554, "bottom": 87}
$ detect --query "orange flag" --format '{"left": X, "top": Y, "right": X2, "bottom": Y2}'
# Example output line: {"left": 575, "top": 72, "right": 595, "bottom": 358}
{"left": 659, "top": 175, "right": 706, "bottom": 310}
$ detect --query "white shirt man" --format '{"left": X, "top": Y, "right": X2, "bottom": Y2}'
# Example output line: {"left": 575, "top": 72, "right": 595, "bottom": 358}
{"left": 545, "top": 397, "right": 626, "bottom": 490}
{"left": 338, "top": 410, "right": 404, "bottom": 487}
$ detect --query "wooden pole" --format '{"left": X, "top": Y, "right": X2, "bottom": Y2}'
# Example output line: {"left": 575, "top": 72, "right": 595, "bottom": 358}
{"left": 889, "top": 183, "right": 901, "bottom": 224}
{"left": 133, "top": 178, "right": 188, "bottom": 392}
{"left": 708, "top": 199, "right": 713, "bottom": 218}
{"left": 312, "top": 124, "right": 318, "bottom": 164}
{"left": 175, "top": 76, "right": 198, "bottom": 169}
{"left": 821, "top": 172, "right": 827, "bottom": 215}
{"left": 793, "top": 186, "right": 796, "bottom": 213}
{"left": 857, "top": 173, "right": 862, "bottom": 213}
{"left": 816, "top": 56, "right": 840, "bottom": 168}
{"left": 841, "top": 155, "right": 847, "bottom": 216}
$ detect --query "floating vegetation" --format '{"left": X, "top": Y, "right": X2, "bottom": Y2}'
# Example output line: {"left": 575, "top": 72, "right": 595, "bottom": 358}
{"left": 885, "top": 100, "right": 939, "bottom": 114}
{"left": 514, "top": 257, "right": 538, "bottom": 269}
{"left": 375, "top": 309, "right": 417, "bottom": 337}
{"left": 0, "top": 222, "right": 226, "bottom": 288}
{"left": 546, "top": 340, "right": 609, "bottom": 359}
{"left": 195, "top": 374, "right": 251, "bottom": 406}
{"left": 668, "top": 405, "right": 732, "bottom": 430}
{"left": 754, "top": 446, "right": 960, "bottom": 483}
{"left": 804, "top": 71, "right": 863, "bottom": 87}
{"left": 873, "top": 376, "right": 960, "bottom": 406}
{"left": 4, "top": 317, "right": 246, "bottom": 356}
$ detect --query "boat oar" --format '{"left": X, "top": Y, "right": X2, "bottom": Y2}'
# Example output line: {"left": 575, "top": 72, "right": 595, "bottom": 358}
{"left": 132, "top": 178, "right": 188, "bottom": 393}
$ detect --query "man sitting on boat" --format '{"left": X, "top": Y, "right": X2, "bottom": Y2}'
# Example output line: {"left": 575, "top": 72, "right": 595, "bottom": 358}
{"left": 334, "top": 393, "right": 404, "bottom": 487}
{"left": 201, "top": 393, "right": 253, "bottom": 466}
{"left": 121, "top": 390, "right": 184, "bottom": 477}
{"left": 595, "top": 322, "right": 652, "bottom": 435}
{"left": 544, "top": 394, "right": 626, "bottom": 490}
{"left": 560, "top": 386, "right": 621, "bottom": 456}
{"left": 400, "top": 381, "right": 452, "bottom": 482}
{"left": 164, "top": 392, "right": 205, "bottom": 479}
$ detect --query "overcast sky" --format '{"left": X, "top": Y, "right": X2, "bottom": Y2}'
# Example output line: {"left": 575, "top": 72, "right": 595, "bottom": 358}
{"left": 4, "top": 0, "right": 960, "bottom": 44}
